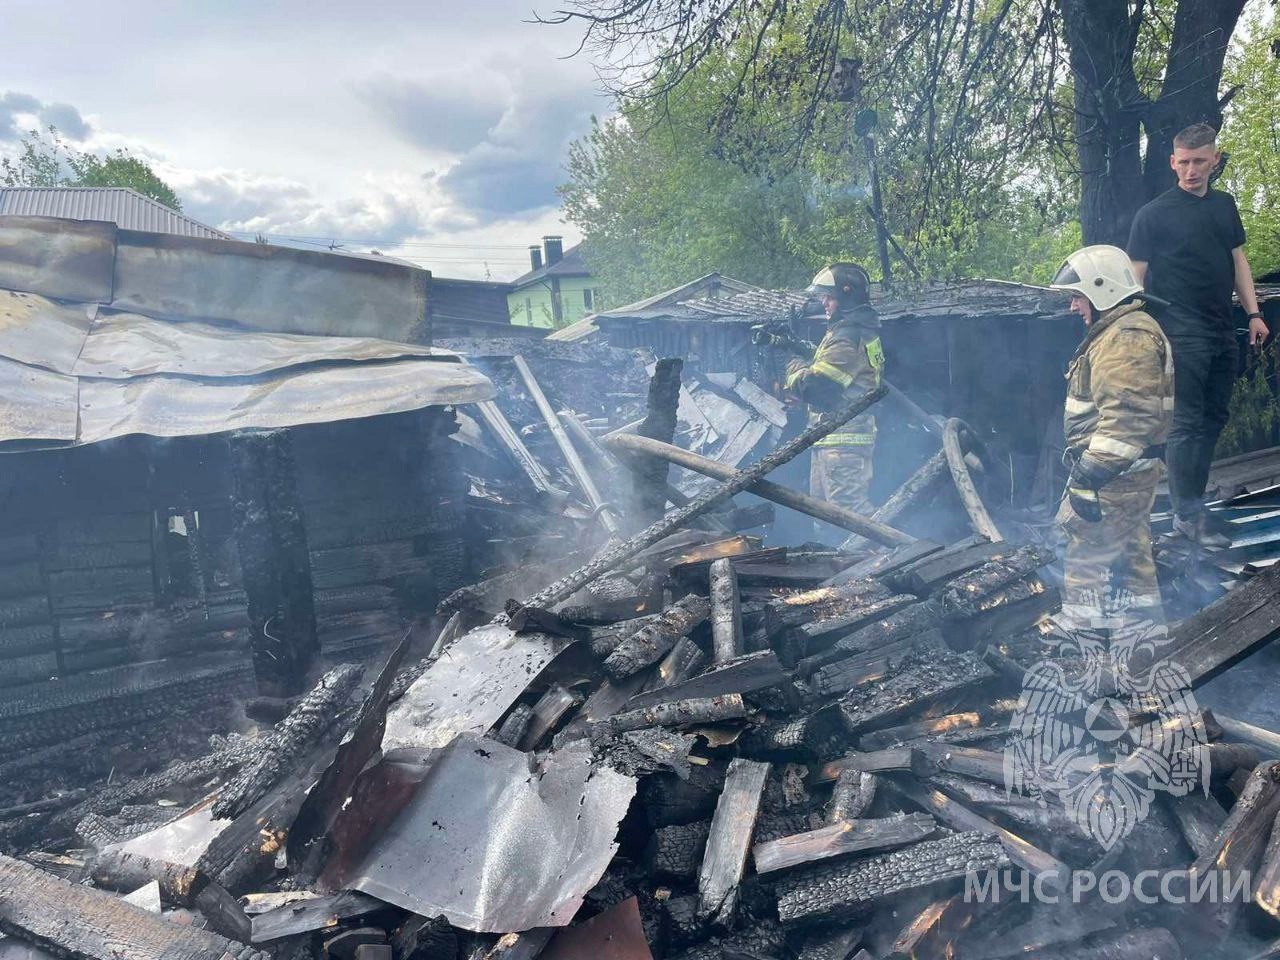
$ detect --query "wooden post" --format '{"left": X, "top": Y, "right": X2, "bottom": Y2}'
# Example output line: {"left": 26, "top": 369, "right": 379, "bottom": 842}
{"left": 709, "top": 557, "right": 743, "bottom": 664}
{"left": 229, "top": 429, "right": 318, "bottom": 697}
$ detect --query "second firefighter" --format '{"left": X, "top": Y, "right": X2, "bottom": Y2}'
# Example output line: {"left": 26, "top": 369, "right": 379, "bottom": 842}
{"left": 785, "top": 262, "right": 886, "bottom": 518}
{"left": 1050, "top": 245, "right": 1174, "bottom": 625}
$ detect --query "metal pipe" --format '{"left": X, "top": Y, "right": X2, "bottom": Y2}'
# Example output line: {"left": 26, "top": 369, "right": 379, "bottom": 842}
{"left": 605, "top": 433, "right": 914, "bottom": 548}
{"left": 512, "top": 355, "right": 623, "bottom": 536}
{"left": 516, "top": 385, "right": 890, "bottom": 611}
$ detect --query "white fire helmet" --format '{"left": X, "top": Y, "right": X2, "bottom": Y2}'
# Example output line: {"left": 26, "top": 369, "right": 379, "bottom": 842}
{"left": 1050, "top": 245, "right": 1144, "bottom": 312}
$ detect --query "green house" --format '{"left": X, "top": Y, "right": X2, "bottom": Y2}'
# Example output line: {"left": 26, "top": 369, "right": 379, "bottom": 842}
{"left": 507, "top": 237, "right": 600, "bottom": 329}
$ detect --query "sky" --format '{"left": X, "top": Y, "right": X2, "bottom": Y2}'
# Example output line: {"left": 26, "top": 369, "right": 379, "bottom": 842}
{"left": 0, "top": 0, "right": 610, "bottom": 280}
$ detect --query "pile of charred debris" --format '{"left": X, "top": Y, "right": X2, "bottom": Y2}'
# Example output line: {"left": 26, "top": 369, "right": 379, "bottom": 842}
{"left": 3, "top": 373, "right": 1280, "bottom": 960}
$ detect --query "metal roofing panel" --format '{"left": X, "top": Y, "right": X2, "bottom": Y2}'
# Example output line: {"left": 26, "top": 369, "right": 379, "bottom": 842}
{"left": 0, "top": 289, "right": 92, "bottom": 374}
{"left": 111, "top": 230, "right": 428, "bottom": 341}
{"left": 0, "top": 356, "right": 78, "bottom": 443}
{"left": 75, "top": 357, "right": 491, "bottom": 446}
{"left": 0, "top": 187, "right": 231, "bottom": 239}
{"left": 0, "top": 217, "right": 116, "bottom": 302}
{"left": 74, "top": 310, "right": 441, "bottom": 379}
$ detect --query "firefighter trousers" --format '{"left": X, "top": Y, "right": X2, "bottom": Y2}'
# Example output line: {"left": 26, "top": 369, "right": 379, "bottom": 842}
{"left": 810, "top": 443, "right": 875, "bottom": 522}
{"left": 1057, "top": 463, "right": 1163, "bottom": 627}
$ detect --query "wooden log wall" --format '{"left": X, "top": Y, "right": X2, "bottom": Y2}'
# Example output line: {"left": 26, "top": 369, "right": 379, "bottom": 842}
{"left": 0, "top": 407, "right": 470, "bottom": 690}
{"left": 291, "top": 407, "right": 470, "bottom": 661}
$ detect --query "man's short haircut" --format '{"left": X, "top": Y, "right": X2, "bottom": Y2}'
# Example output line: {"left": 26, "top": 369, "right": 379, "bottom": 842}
{"left": 1173, "top": 122, "right": 1218, "bottom": 150}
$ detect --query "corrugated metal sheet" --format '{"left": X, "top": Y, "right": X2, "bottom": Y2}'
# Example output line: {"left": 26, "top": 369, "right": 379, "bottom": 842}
{"left": 0, "top": 187, "right": 232, "bottom": 239}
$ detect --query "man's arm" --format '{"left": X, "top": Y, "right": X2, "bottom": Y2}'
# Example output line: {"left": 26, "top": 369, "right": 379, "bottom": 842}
{"left": 1132, "top": 261, "right": 1148, "bottom": 288}
{"left": 1234, "top": 247, "right": 1268, "bottom": 346}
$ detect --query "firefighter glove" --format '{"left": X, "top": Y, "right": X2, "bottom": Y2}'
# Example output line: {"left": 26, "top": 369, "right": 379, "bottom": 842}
{"left": 1066, "top": 455, "right": 1115, "bottom": 523}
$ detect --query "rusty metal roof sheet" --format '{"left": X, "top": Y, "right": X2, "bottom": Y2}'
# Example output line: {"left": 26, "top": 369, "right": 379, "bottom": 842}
{"left": 0, "top": 187, "right": 232, "bottom": 239}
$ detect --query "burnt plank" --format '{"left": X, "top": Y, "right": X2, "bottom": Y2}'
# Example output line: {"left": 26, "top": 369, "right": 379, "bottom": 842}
{"left": 809, "top": 629, "right": 946, "bottom": 698}
{"left": 886, "top": 777, "right": 1070, "bottom": 882}
{"left": 624, "top": 650, "right": 787, "bottom": 712}
{"left": 42, "top": 540, "right": 154, "bottom": 572}
{"left": 858, "top": 710, "right": 986, "bottom": 751}
{"left": 794, "top": 925, "right": 865, "bottom": 960}
{"left": 796, "top": 600, "right": 941, "bottom": 678}
{"left": 827, "top": 769, "right": 878, "bottom": 822}
{"left": 0, "top": 852, "right": 265, "bottom": 960}
{"left": 48, "top": 566, "right": 154, "bottom": 615}
{"left": 918, "top": 744, "right": 1007, "bottom": 787}
{"left": 603, "top": 594, "right": 711, "bottom": 680}
{"left": 1256, "top": 808, "right": 1280, "bottom": 920}
{"left": 945, "top": 579, "right": 1060, "bottom": 651}
{"left": 1167, "top": 792, "right": 1230, "bottom": 860}
{"left": 587, "top": 694, "right": 746, "bottom": 740}
{"left": 764, "top": 579, "right": 891, "bottom": 638}
{"left": 937, "top": 545, "right": 1055, "bottom": 618}
{"left": 774, "top": 831, "right": 1008, "bottom": 923}
{"left": 709, "top": 557, "right": 743, "bottom": 663}
{"left": 885, "top": 895, "right": 978, "bottom": 960}
{"left": 752, "top": 813, "right": 937, "bottom": 875}
{"left": 883, "top": 536, "right": 1005, "bottom": 596}
{"left": 1147, "top": 563, "right": 1280, "bottom": 688}
{"left": 824, "top": 538, "right": 943, "bottom": 586}
{"left": 816, "top": 748, "right": 935, "bottom": 783}
{"left": 650, "top": 636, "right": 709, "bottom": 690}
{"left": 1194, "top": 761, "right": 1280, "bottom": 876}
{"left": 698, "top": 757, "right": 770, "bottom": 924}
{"left": 837, "top": 651, "right": 994, "bottom": 735}
{"left": 796, "top": 594, "right": 918, "bottom": 651}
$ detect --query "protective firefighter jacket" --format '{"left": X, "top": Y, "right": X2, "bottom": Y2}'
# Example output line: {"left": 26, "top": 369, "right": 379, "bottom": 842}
{"left": 1063, "top": 300, "right": 1174, "bottom": 478}
{"left": 784, "top": 304, "right": 885, "bottom": 449}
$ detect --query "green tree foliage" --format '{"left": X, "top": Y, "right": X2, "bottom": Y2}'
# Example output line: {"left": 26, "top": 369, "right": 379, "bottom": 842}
{"left": 561, "top": 5, "right": 1082, "bottom": 304}
{"left": 1, "top": 127, "right": 183, "bottom": 211}
{"left": 1220, "top": 4, "right": 1280, "bottom": 278}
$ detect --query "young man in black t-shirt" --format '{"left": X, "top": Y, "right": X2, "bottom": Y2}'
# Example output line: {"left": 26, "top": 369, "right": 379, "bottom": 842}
{"left": 1127, "top": 122, "right": 1269, "bottom": 547}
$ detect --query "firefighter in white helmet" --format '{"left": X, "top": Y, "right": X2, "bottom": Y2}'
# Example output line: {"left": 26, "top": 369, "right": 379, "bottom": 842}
{"left": 1050, "top": 244, "right": 1174, "bottom": 624}
{"left": 785, "top": 262, "right": 885, "bottom": 521}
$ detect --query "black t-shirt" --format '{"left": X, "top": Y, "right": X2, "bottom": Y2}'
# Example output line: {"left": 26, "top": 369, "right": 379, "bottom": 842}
{"left": 1127, "top": 186, "right": 1246, "bottom": 339}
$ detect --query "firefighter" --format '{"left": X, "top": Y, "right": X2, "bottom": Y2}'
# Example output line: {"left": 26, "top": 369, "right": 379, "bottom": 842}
{"left": 785, "top": 262, "right": 885, "bottom": 520}
{"left": 1050, "top": 245, "right": 1174, "bottom": 626}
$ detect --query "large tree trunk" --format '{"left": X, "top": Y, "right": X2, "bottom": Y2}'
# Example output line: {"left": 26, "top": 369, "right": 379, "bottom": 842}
{"left": 1061, "top": 0, "right": 1247, "bottom": 247}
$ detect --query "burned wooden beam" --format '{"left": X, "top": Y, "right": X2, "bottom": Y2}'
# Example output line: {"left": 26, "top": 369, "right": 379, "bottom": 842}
{"left": 946, "top": 578, "right": 1060, "bottom": 651}
{"left": 837, "top": 650, "right": 994, "bottom": 736}
{"left": 1166, "top": 791, "right": 1229, "bottom": 860}
{"left": 698, "top": 757, "right": 770, "bottom": 924}
{"left": 764, "top": 579, "right": 893, "bottom": 639}
{"left": 1192, "top": 761, "right": 1280, "bottom": 931}
{"left": 774, "top": 831, "right": 1008, "bottom": 923}
{"left": 229, "top": 428, "right": 319, "bottom": 697}
{"left": 885, "top": 894, "right": 979, "bottom": 960}
{"left": 646, "top": 820, "right": 712, "bottom": 881}
{"left": 827, "top": 769, "right": 877, "bottom": 822}
{"left": 606, "top": 430, "right": 913, "bottom": 547}
{"left": 752, "top": 813, "right": 937, "bottom": 875}
{"left": 918, "top": 744, "right": 1008, "bottom": 787}
{"left": 858, "top": 710, "right": 986, "bottom": 752}
{"left": 632, "top": 357, "right": 683, "bottom": 525}
{"left": 493, "top": 703, "right": 534, "bottom": 748}
{"left": 1213, "top": 712, "right": 1280, "bottom": 759}
{"left": 624, "top": 651, "right": 788, "bottom": 712}
{"left": 587, "top": 694, "right": 747, "bottom": 741}
{"left": 816, "top": 748, "right": 936, "bottom": 783}
{"left": 1256, "top": 808, "right": 1280, "bottom": 920}
{"left": 603, "top": 594, "right": 711, "bottom": 681}
{"left": 652, "top": 636, "right": 709, "bottom": 690}
{"left": 937, "top": 545, "right": 1055, "bottom": 618}
{"left": 882, "top": 536, "right": 1007, "bottom": 597}
{"left": 872, "top": 448, "right": 949, "bottom": 529}
{"left": 87, "top": 851, "right": 249, "bottom": 941}
{"left": 522, "top": 383, "right": 887, "bottom": 610}
{"left": 797, "top": 599, "right": 941, "bottom": 678}
{"left": 249, "top": 890, "right": 387, "bottom": 942}
{"left": 826, "top": 538, "right": 943, "bottom": 586}
{"left": 0, "top": 853, "right": 268, "bottom": 960}
{"left": 212, "top": 662, "right": 363, "bottom": 820}
{"left": 794, "top": 925, "right": 865, "bottom": 960}
{"left": 1144, "top": 562, "right": 1280, "bottom": 688}
{"left": 807, "top": 628, "right": 946, "bottom": 699}
{"left": 886, "top": 777, "right": 1070, "bottom": 882}
{"left": 709, "top": 557, "right": 743, "bottom": 664}
{"left": 513, "top": 354, "right": 624, "bottom": 535}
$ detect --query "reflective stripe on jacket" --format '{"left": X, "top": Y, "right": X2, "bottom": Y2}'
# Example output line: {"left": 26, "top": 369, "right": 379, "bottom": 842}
{"left": 1064, "top": 300, "right": 1174, "bottom": 476}
{"left": 786, "top": 305, "right": 884, "bottom": 448}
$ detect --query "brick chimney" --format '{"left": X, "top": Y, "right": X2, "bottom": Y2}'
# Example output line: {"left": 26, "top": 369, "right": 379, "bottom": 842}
{"left": 528, "top": 245, "right": 543, "bottom": 272}
{"left": 543, "top": 236, "right": 564, "bottom": 266}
